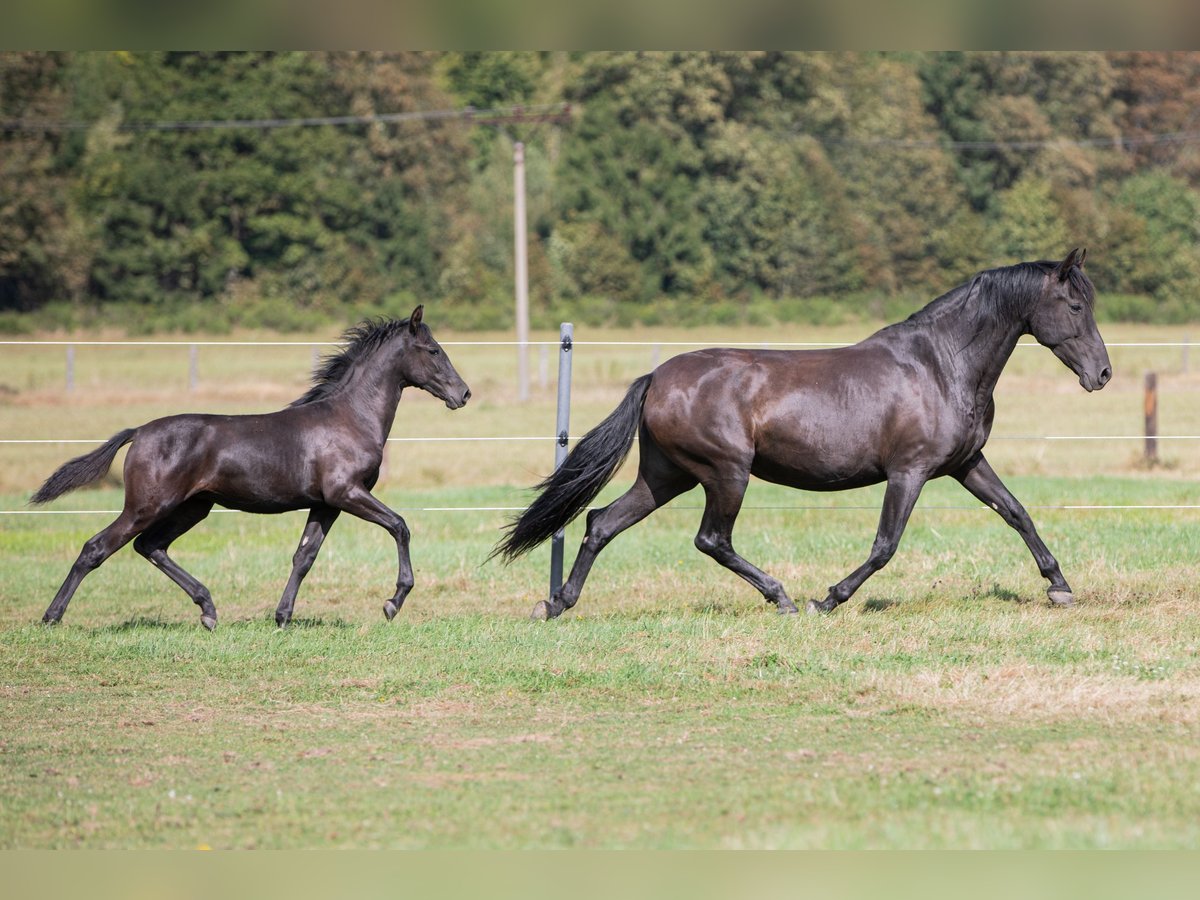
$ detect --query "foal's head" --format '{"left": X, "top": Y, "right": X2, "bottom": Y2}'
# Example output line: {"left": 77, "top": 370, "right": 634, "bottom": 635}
{"left": 394, "top": 306, "right": 472, "bottom": 409}
{"left": 1028, "top": 248, "right": 1112, "bottom": 392}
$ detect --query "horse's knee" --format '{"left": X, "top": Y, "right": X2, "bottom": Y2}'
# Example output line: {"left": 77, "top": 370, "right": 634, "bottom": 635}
{"left": 694, "top": 530, "right": 725, "bottom": 558}
{"left": 132, "top": 534, "right": 157, "bottom": 560}
{"left": 582, "top": 509, "right": 614, "bottom": 549}
{"left": 77, "top": 537, "right": 111, "bottom": 570}
{"left": 291, "top": 543, "right": 320, "bottom": 570}
{"left": 868, "top": 538, "right": 900, "bottom": 569}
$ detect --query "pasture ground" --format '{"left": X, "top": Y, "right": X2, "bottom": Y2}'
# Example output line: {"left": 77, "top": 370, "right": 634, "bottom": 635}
{"left": 1, "top": 322, "right": 1198, "bottom": 848}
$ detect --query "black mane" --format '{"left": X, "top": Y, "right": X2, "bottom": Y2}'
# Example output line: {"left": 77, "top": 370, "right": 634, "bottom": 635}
{"left": 895, "top": 259, "right": 1094, "bottom": 334}
{"left": 290, "top": 317, "right": 411, "bottom": 407}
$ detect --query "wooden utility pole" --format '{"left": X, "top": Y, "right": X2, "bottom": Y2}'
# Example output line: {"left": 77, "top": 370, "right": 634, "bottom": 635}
{"left": 514, "top": 141, "right": 530, "bottom": 402}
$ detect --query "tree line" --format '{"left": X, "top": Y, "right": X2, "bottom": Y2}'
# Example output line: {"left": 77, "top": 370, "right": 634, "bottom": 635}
{"left": 3, "top": 51, "right": 1200, "bottom": 332}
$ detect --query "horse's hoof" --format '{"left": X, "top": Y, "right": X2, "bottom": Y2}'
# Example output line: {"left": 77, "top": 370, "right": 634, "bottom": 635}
{"left": 778, "top": 601, "right": 799, "bottom": 615}
{"left": 383, "top": 600, "right": 400, "bottom": 622}
{"left": 1048, "top": 589, "right": 1075, "bottom": 607}
{"left": 41, "top": 616, "right": 61, "bottom": 627}
{"left": 200, "top": 615, "right": 217, "bottom": 631}
{"left": 806, "top": 600, "right": 835, "bottom": 616}
{"left": 530, "top": 600, "right": 551, "bottom": 622}
{"left": 275, "top": 616, "right": 289, "bottom": 629}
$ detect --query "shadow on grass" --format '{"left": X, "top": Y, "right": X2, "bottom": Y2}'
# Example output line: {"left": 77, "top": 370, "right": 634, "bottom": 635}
{"left": 275, "top": 617, "right": 356, "bottom": 630}
{"left": 690, "top": 601, "right": 752, "bottom": 617}
{"left": 99, "top": 615, "right": 356, "bottom": 633}
{"left": 979, "top": 584, "right": 1027, "bottom": 605}
{"left": 860, "top": 597, "right": 900, "bottom": 613}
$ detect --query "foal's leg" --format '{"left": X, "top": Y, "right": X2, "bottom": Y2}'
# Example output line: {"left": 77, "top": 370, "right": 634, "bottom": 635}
{"left": 953, "top": 453, "right": 1074, "bottom": 606}
{"left": 809, "top": 471, "right": 926, "bottom": 614}
{"left": 694, "top": 476, "right": 799, "bottom": 613}
{"left": 132, "top": 498, "right": 217, "bottom": 629}
{"left": 274, "top": 505, "right": 340, "bottom": 627}
{"left": 532, "top": 463, "right": 696, "bottom": 621}
{"left": 42, "top": 511, "right": 146, "bottom": 624}
{"left": 326, "top": 486, "right": 414, "bottom": 620}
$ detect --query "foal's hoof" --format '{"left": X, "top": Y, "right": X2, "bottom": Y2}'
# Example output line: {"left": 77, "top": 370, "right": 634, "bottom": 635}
{"left": 383, "top": 600, "right": 401, "bottom": 622}
{"left": 530, "top": 600, "right": 551, "bottom": 622}
{"left": 200, "top": 615, "right": 217, "bottom": 632}
{"left": 1048, "top": 589, "right": 1075, "bottom": 607}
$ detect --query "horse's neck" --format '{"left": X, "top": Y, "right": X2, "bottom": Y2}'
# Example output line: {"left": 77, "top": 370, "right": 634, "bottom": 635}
{"left": 341, "top": 363, "right": 405, "bottom": 447}
{"left": 902, "top": 289, "right": 1028, "bottom": 402}
{"left": 939, "top": 299, "right": 1027, "bottom": 405}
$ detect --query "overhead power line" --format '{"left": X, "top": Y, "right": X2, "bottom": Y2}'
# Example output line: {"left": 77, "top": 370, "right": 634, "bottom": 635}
{"left": 0, "top": 103, "right": 573, "bottom": 134}
{"left": 4, "top": 101, "right": 1198, "bottom": 150}
{"left": 815, "top": 130, "right": 1200, "bottom": 150}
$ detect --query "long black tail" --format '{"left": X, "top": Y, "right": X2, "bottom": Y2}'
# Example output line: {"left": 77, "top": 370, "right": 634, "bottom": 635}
{"left": 495, "top": 374, "right": 653, "bottom": 561}
{"left": 30, "top": 428, "right": 137, "bottom": 504}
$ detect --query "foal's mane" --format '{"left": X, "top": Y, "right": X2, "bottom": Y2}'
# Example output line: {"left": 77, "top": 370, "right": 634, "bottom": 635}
{"left": 290, "top": 317, "right": 412, "bottom": 407}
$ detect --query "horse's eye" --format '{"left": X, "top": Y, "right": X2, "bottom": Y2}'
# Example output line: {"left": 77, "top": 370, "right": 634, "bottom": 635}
{"left": 428, "top": 348, "right": 440, "bottom": 356}
{"left": 1069, "top": 303, "right": 1083, "bottom": 314}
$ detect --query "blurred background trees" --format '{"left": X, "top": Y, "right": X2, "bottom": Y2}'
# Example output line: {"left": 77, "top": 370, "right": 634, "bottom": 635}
{"left": 3, "top": 51, "right": 1200, "bottom": 331}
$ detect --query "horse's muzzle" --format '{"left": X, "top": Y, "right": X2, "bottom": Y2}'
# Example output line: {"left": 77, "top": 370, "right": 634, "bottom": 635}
{"left": 1079, "top": 365, "right": 1112, "bottom": 392}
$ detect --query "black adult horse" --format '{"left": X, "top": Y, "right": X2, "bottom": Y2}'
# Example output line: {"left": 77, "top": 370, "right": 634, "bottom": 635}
{"left": 31, "top": 307, "right": 470, "bottom": 629}
{"left": 498, "top": 249, "right": 1111, "bottom": 620}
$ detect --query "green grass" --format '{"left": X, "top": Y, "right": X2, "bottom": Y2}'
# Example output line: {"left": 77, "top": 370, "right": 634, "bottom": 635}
{"left": 3, "top": 477, "right": 1199, "bottom": 849}
{"left": 1, "top": 322, "right": 1199, "bottom": 848}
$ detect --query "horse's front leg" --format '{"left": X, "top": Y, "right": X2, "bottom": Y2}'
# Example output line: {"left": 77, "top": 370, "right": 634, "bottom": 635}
{"left": 953, "top": 453, "right": 1074, "bottom": 606}
{"left": 327, "top": 486, "right": 414, "bottom": 620}
{"left": 809, "top": 471, "right": 926, "bottom": 614}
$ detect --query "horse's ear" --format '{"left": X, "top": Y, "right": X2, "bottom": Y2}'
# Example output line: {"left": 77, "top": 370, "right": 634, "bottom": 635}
{"left": 1057, "top": 248, "right": 1084, "bottom": 281}
{"left": 409, "top": 305, "right": 424, "bottom": 333}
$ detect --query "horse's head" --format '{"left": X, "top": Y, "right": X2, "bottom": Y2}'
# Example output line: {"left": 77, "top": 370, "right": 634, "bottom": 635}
{"left": 397, "top": 306, "right": 472, "bottom": 409}
{"left": 1029, "top": 248, "right": 1112, "bottom": 392}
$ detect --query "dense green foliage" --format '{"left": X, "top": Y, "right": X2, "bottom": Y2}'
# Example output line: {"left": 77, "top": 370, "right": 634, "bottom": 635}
{"left": 4, "top": 51, "right": 1200, "bottom": 331}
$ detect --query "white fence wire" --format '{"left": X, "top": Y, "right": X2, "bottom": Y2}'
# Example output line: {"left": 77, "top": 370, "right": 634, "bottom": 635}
{"left": 2, "top": 335, "right": 1197, "bottom": 516}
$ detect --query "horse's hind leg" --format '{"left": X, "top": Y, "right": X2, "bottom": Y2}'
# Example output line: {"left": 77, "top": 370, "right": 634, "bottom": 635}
{"left": 132, "top": 498, "right": 217, "bottom": 629}
{"left": 694, "top": 476, "right": 799, "bottom": 614}
{"left": 42, "top": 512, "right": 144, "bottom": 625}
{"left": 534, "top": 451, "right": 697, "bottom": 620}
{"left": 809, "top": 470, "right": 925, "bottom": 614}
{"left": 274, "top": 505, "right": 340, "bottom": 627}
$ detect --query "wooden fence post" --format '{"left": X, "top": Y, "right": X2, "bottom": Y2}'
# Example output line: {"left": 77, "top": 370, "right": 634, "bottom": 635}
{"left": 1144, "top": 371, "right": 1158, "bottom": 465}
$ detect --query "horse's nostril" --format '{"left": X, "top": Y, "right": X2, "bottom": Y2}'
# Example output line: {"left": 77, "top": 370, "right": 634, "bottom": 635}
{"left": 463, "top": 389, "right": 472, "bottom": 403}
{"left": 1099, "top": 366, "right": 1112, "bottom": 385}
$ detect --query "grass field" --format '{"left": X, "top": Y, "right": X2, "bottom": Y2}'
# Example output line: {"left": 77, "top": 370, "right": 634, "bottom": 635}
{"left": 1, "top": 321, "right": 1198, "bottom": 848}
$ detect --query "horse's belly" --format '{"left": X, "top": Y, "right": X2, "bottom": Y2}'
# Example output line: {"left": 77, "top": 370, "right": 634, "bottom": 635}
{"left": 749, "top": 452, "right": 886, "bottom": 492}
{"left": 206, "top": 493, "right": 310, "bottom": 515}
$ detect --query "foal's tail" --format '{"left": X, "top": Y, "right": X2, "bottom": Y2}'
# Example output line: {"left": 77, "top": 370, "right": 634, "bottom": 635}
{"left": 30, "top": 428, "right": 137, "bottom": 504}
{"left": 494, "top": 374, "right": 653, "bottom": 561}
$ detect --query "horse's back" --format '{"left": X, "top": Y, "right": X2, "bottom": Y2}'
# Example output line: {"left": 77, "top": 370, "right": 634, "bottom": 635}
{"left": 122, "top": 409, "right": 326, "bottom": 510}
{"left": 641, "top": 345, "right": 952, "bottom": 488}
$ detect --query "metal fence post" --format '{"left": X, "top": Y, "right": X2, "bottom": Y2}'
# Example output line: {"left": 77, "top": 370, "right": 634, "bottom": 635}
{"left": 549, "top": 322, "right": 574, "bottom": 598}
